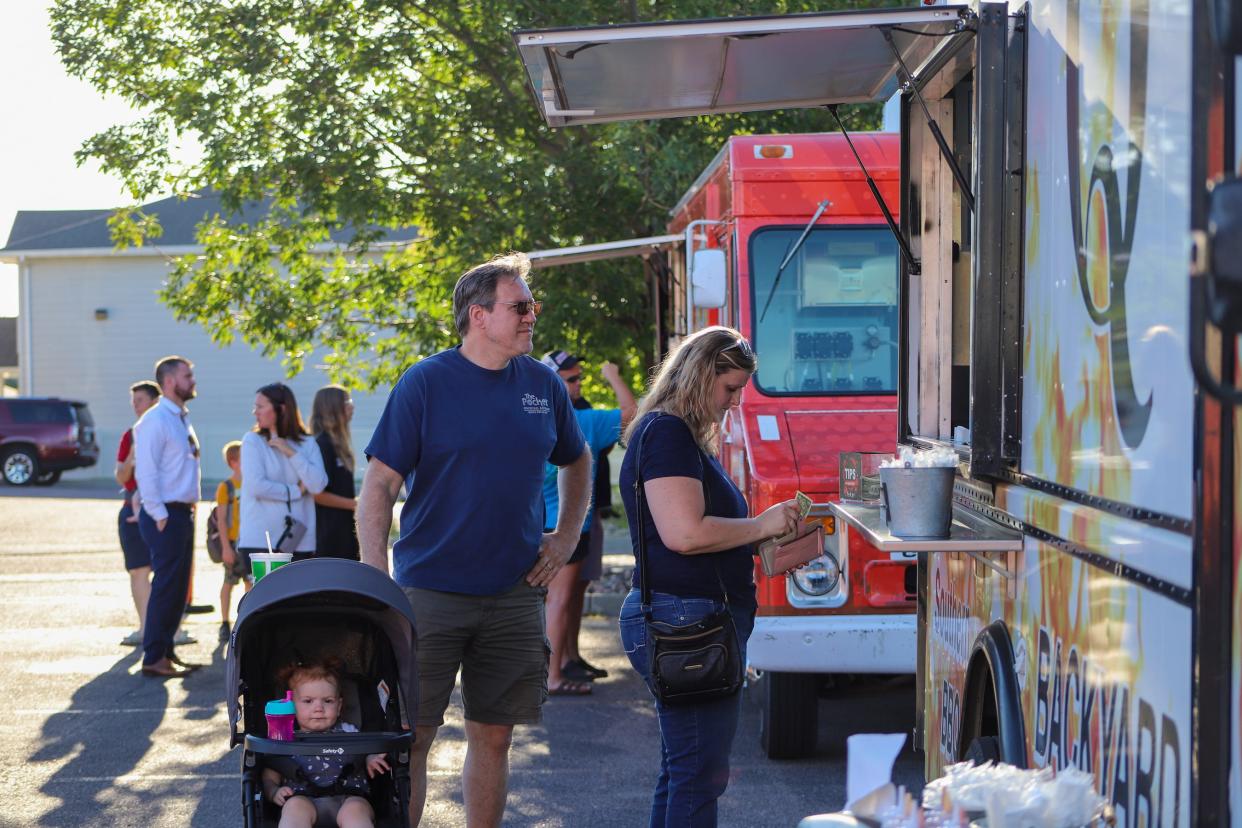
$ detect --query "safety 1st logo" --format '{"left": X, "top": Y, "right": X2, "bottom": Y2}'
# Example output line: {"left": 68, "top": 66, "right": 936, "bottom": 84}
{"left": 522, "top": 393, "right": 550, "bottom": 414}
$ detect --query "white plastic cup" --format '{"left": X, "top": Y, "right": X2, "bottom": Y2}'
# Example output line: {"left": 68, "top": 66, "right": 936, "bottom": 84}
{"left": 251, "top": 551, "right": 293, "bottom": 582}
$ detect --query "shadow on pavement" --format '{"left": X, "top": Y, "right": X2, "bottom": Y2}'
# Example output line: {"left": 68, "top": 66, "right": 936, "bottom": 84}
{"left": 189, "top": 636, "right": 242, "bottom": 827}
{"left": 31, "top": 649, "right": 166, "bottom": 827}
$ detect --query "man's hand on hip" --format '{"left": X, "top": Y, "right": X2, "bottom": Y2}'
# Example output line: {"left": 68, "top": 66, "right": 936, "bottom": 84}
{"left": 526, "top": 531, "right": 575, "bottom": 587}
{"left": 156, "top": 518, "right": 167, "bottom": 532}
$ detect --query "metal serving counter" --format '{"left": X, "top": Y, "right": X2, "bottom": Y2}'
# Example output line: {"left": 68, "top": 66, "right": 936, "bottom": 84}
{"left": 829, "top": 500, "right": 1022, "bottom": 585}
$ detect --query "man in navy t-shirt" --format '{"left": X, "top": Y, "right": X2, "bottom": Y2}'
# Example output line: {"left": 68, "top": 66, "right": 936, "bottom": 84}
{"left": 357, "top": 252, "right": 590, "bottom": 827}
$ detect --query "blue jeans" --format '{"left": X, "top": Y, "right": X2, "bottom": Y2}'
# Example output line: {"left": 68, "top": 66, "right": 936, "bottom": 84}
{"left": 619, "top": 589, "right": 755, "bottom": 828}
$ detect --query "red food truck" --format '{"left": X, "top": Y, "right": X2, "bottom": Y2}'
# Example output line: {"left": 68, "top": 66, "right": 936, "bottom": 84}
{"left": 528, "top": 131, "right": 916, "bottom": 758}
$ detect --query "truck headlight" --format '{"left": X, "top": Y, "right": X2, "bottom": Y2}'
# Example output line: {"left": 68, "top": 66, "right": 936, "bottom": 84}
{"left": 791, "top": 554, "right": 840, "bottom": 596}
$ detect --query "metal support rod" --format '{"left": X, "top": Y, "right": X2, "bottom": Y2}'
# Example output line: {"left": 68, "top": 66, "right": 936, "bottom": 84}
{"left": 882, "top": 28, "right": 976, "bottom": 212}
{"left": 966, "top": 549, "right": 1015, "bottom": 580}
{"left": 827, "top": 105, "right": 920, "bottom": 275}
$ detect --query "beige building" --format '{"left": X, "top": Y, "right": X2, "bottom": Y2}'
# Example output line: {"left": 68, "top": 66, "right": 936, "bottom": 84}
{"left": 0, "top": 192, "right": 418, "bottom": 482}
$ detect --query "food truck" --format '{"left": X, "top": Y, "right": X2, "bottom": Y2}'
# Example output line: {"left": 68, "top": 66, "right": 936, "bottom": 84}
{"left": 514, "top": 1, "right": 1242, "bottom": 823}
{"left": 529, "top": 132, "right": 914, "bottom": 759}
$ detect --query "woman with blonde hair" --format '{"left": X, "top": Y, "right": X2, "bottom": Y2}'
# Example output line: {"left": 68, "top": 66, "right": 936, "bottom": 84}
{"left": 311, "top": 385, "right": 360, "bottom": 560}
{"left": 619, "top": 326, "right": 799, "bottom": 827}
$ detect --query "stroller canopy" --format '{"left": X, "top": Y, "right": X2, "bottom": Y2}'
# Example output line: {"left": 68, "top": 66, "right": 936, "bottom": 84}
{"left": 226, "top": 558, "right": 417, "bottom": 741}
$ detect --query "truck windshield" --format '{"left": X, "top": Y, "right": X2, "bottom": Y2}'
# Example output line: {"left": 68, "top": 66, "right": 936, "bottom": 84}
{"left": 749, "top": 226, "right": 898, "bottom": 395}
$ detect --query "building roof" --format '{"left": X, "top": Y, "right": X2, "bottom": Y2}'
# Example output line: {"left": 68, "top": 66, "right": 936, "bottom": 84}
{"left": 1, "top": 190, "right": 419, "bottom": 256}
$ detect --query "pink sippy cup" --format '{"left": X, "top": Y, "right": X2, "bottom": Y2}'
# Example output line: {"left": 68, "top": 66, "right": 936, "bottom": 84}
{"left": 265, "top": 691, "right": 296, "bottom": 740}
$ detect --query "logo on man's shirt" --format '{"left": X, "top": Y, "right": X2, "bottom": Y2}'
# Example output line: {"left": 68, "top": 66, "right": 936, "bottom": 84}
{"left": 522, "top": 393, "right": 550, "bottom": 414}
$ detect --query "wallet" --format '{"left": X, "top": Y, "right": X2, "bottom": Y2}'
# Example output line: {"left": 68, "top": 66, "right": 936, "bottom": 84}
{"left": 758, "top": 523, "right": 825, "bottom": 577}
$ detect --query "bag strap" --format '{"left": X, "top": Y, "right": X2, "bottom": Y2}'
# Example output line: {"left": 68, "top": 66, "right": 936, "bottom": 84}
{"left": 633, "top": 414, "right": 731, "bottom": 617}
{"left": 223, "top": 479, "right": 236, "bottom": 528}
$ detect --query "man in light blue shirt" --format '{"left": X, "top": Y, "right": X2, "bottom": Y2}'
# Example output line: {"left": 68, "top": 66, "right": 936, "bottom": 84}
{"left": 540, "top": 350, "right": 636, "bottom": 695}
{"left": 133, "top": 355, "right": 202, "bottom": 678}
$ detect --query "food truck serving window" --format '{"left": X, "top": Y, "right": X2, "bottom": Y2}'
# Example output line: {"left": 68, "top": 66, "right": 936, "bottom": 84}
{"left": 749, "top": 226, "right": 898, "bottom": 395}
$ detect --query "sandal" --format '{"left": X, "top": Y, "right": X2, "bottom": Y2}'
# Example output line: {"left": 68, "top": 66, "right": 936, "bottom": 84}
{"left": 564, "top": 658, "right": 608, "bottom": 680}
{"left": 548, "top": 678, "right": 593, "bottom": 696}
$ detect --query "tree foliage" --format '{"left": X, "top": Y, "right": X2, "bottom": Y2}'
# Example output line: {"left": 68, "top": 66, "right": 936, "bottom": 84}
{"left": 51, "top": 0, "right": 892, "bottom": 391}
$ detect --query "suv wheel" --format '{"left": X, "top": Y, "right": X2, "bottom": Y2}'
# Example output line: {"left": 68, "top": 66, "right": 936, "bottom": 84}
{"left": 2, "top": 447, "right": 39, "bottom": 486}
{"left": 34, "top": 470, "right": 62, "bottom": 486}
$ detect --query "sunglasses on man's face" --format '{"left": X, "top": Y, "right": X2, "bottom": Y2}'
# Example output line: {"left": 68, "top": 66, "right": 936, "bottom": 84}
{"left": 563, "top": 374, "right": 582, "bottom": 384}
{"left": 493, "top": 299, "right": 543, "bottom": 317}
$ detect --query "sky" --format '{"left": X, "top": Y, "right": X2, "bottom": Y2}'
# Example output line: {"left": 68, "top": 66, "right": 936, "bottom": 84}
{"left": 0, "top": 3, "right": 138, "bottom": 317}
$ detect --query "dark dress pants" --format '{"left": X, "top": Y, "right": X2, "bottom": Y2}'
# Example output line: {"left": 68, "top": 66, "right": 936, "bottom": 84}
{"left": 138, "top": 507, "right": 193, "bottom": 666}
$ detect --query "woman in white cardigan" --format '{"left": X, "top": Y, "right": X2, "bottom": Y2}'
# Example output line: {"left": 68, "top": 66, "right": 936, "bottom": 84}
{"left": 238, "top": 383, "right": 328, "bottom": 569}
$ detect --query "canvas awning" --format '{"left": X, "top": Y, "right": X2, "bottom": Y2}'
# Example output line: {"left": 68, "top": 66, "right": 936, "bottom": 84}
{"left": 513, "top": 5, "right": 970, "bottom": 127}
{"left": 525, "top": 233, "right": 682, "bottom": 268}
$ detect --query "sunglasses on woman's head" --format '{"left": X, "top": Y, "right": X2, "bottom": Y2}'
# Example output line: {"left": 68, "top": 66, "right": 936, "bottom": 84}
{"left": 722, "top": 338, "right": 754, "bottom": 358}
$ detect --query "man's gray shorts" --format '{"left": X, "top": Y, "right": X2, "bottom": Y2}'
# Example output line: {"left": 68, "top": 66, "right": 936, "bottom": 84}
{"left": 403, "top": 580, "right": 549, "bottom": 727}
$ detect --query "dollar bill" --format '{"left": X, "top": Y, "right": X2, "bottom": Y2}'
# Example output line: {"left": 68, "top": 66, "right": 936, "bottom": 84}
{"left": 795, "top": 490, "right": 813, "bottom": 521}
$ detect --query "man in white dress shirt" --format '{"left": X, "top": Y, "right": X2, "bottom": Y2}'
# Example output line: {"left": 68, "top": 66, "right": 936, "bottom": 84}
{"left": 133, "top": 355, "right": 202, "bottom": 678}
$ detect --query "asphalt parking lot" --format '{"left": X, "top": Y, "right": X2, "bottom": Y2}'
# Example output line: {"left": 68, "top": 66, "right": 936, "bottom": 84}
{"left": 0, "top": 480, "right": 922, "bottom": 827}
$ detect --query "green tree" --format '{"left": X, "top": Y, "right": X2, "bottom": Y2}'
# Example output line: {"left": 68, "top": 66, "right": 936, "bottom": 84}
{"left": 51, "top": 0, "right": 890, "bottom": 391}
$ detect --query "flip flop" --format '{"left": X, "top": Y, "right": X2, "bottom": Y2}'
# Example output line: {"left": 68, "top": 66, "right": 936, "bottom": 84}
{"left": 564, "top": 658, "right": 608, "bottom": 680}
{"left": 548, "top": 679, "right": 593, "bottom": 696}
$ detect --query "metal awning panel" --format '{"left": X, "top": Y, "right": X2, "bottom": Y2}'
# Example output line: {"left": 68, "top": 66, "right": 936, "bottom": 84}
{"left": 514, "top": 6, "right": 970, "bottom": 127}
{"left": 525, "top": 233, "right": 682, "bottom": 269}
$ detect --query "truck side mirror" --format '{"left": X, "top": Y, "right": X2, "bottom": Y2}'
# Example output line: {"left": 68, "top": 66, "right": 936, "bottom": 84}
{"left": 1211, "top": 0, "right": 1242, "bottom": 53}
{"left": 691, "top": 248, "right": 727, "bottom": 308}
{"left": 1208, "top": 176, "right": 1242, "bottom": 333}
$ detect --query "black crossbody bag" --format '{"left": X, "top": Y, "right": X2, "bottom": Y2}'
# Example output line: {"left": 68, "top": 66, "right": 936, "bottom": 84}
{"left": 634, "top": 415, "right": 744, "bottom": 706}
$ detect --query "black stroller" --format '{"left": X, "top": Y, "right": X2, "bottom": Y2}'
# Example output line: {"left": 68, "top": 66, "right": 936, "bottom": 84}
{"left": 226, "top": 558, "right": 417, "bottom": 827}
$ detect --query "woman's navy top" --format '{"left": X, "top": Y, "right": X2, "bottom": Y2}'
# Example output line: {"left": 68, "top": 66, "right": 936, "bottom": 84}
{"left": 620, "top": 412, "right": 756, "bottom": 610}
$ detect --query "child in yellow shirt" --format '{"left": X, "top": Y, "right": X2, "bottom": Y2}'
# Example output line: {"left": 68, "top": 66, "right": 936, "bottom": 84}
{"left": 216, "top": 441, "right": 245, "bottom": 643}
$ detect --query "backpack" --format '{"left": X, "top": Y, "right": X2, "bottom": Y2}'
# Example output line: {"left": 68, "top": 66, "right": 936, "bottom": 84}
{"left": 206, "top": 480, "right": 236, "bottom": 564}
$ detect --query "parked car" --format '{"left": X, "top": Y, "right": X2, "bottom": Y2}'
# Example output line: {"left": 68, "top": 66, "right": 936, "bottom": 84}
{"left": 0, "top": 397, "right": 100, "bottom": 486}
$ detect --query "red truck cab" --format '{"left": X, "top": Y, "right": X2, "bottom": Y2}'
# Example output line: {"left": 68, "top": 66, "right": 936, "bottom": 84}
{"left": 667, "top": 133, "right": 915, "bottom": 757}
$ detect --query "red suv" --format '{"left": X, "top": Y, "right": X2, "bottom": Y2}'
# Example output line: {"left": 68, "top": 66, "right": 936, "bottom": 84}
{"left": 0, "top": 398, "right": 100, "bottom": 486}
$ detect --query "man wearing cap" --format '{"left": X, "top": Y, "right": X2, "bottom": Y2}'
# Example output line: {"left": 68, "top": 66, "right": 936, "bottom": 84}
{"left": 357, "top": 253, "right": 591, "bottom": 827}
{"left": 540, "top": 350, "right": 636, "bottom": 696}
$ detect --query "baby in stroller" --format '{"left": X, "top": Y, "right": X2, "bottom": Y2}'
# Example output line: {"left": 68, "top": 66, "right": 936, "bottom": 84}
{"left": 262, "top": 658, "right": 390, "bottom": 828}
{"left": 230, "top": 557, "right": 415, "bottom": 827}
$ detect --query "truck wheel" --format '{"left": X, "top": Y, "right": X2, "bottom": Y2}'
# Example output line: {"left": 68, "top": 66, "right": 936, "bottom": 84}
{"left": 965, "top": 735, "right": 1001, "bottom": 765}
{"left": 1, "top": 447, "right": 38, "bottom": 486}
{"left": 758, "top": 671, "right": 818, "bottom": 758}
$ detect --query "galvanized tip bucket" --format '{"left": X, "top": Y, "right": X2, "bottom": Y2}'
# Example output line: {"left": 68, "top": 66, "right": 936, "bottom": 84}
{"left": 879, "top": 466, "right": 955, "bottom": 539}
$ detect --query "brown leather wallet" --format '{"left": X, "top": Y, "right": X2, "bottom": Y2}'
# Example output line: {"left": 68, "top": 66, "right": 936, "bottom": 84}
{"left": 758, "top": 523, "right": 825, "bottom": 577}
